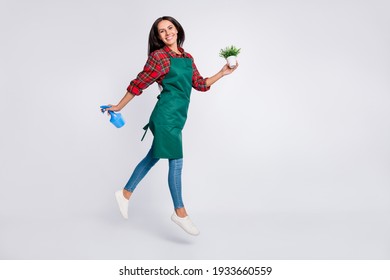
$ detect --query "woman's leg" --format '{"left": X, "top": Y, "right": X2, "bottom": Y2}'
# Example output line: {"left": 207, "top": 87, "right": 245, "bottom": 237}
{"left": 124, "top": 147, "right": 159, "bottom": 196}
{"left": 168, "top": 158, "right": 185, "bottom": 212}
{"left": 115, "top": 147, "right": 158, "bottom": 219}
{"left": 168, "top": 158, "right": 200, "bottom": 235}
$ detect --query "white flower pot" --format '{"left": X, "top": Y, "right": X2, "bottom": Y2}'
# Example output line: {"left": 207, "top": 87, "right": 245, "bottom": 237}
{"left": 226, "top": 55, "right": 237, "bottom": 68}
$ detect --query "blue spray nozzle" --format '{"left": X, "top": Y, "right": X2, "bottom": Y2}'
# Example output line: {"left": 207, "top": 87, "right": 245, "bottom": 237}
{"left": 100, "top": 105, "right": 112, "bottom": 113}
{"left": 100, "top": 105, "right": 125, "bottom": 128}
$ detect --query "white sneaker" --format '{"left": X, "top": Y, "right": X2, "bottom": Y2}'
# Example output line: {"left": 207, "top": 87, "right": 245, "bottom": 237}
{"left": 171, "top": 212, "right": 200, "bottom": 236}
{"left": 115, "top": 190, "right": 129, "bottom": 219}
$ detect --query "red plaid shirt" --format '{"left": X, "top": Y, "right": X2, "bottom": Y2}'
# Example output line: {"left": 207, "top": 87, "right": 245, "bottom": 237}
{"left": 127, "top": 46, "right": 210, "bottom": 95}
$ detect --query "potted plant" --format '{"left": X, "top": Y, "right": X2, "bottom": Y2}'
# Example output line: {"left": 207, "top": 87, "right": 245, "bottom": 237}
{"left": 219, "top": 45, "right": 241, "bottom": 68}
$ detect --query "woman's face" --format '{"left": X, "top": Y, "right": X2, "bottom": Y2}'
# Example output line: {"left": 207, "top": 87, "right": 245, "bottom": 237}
{"left": 157, "top": 20, "right": 178, "bottom": 47}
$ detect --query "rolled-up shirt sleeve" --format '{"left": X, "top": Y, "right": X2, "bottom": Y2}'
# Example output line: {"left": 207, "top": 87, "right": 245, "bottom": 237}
{"left": 127, "top": 53, "right": 162, "bottom": 96}
{"left": 191, "top": 59, "right": 210, "bottom": 92}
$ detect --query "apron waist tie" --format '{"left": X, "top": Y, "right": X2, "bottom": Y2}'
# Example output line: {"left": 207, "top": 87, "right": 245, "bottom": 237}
{"left": 141, "top": 123, "right": 149, "bottom": 141}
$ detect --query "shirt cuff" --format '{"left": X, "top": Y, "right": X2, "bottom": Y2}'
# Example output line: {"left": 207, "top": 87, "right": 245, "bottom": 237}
{"left": 127, "top": 84, "right": 142, "bottom": 96}
{"left": 199, "top": 78, "right": 211, "bottom": 92}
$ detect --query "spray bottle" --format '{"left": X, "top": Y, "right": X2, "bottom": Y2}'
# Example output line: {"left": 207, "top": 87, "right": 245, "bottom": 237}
{"left": 100, "top": 105, "right": 125, "bottom": 128}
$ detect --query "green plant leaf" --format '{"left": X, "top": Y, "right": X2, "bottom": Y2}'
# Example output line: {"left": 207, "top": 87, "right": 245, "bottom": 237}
{"left": 219, "top": 45, "right": 241, "bottom": 58}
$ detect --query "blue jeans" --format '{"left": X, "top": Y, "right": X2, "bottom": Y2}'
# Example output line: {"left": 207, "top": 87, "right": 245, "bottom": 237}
{"left": 124, "top": 147, "right": 184, "bottom": 209}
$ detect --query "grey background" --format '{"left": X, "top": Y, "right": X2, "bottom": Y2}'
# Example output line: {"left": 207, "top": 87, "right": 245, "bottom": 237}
{"left": 1, "top": 0, "right": 389, "bottom": 259}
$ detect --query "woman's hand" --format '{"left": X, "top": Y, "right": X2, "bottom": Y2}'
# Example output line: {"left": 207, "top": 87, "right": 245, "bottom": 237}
{"left": 221, "top": 62, "right": 239, "bottom": 76}
{"left": 103, "top": 91, "right": 135, "bottom": 115}
{"left": 205, "top": 62, "right": 239, "bottom": 87}
{"left": 101, "top": 104, "right": 120, "bottom": 115}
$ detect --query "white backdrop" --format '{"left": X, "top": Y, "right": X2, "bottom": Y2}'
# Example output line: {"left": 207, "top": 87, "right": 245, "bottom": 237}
{"left": 1, "top": 0, "right": 390, "bottom": 259}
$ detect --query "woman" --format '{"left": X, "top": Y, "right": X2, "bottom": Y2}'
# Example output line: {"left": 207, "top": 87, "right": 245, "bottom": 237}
{"left": 105, "top": 16, "right": 238, "bottom": 236}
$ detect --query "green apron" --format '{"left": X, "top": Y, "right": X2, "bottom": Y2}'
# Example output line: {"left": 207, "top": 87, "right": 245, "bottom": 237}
{"left": 142, "top": 54, "right": 193, "bottom": 159}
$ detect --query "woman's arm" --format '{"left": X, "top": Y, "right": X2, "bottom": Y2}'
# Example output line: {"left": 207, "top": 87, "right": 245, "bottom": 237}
{"left": 105, "top": 52, "right": 164, "bottom": 113}
{"left": 206, "top": 63, "right": 238, "bottom": 87}
{"left": 192, "top": 60, "right": 238, "bottom": 91}
{"left": 106, "top": 91, "right": 135, "bottom": 113}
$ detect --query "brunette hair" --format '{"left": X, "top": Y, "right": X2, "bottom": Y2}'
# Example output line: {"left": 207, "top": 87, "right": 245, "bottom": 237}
{"left": 148, "top": 16, "right": 185, "bottom": 55}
